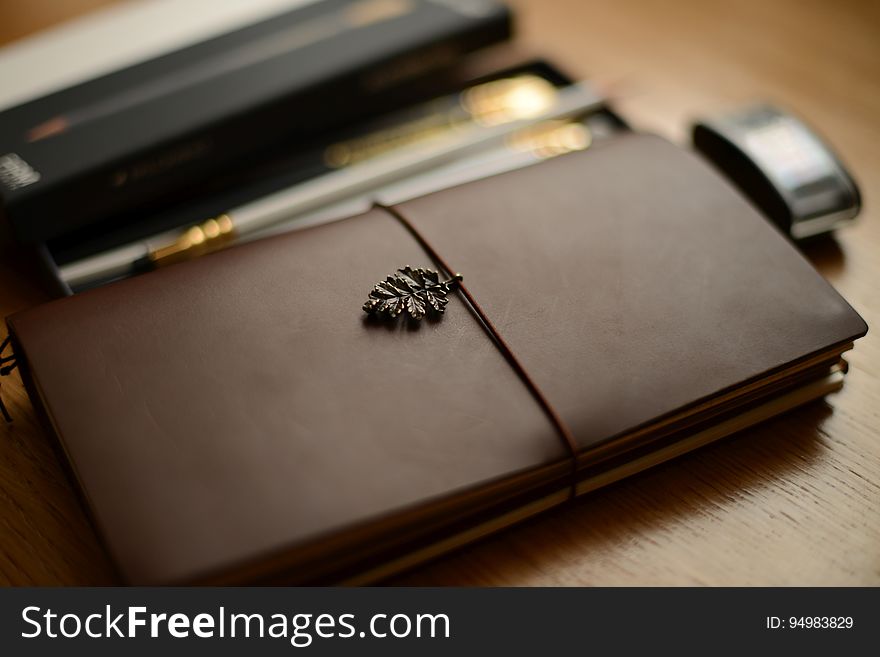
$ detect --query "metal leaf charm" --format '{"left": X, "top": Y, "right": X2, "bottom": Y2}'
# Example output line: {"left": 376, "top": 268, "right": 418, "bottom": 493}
{"left": 363, "top": 266, "right": 462, "bottom": 320}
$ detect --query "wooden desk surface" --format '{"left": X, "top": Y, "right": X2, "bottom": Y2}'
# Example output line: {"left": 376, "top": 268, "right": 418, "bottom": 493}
{"left": 0, "top": 0, "right": 877, "bottom": 586}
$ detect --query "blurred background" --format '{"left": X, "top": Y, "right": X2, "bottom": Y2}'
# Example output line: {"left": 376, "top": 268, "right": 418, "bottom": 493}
{"left": 1, "top": 0, "right": 877, "bottom": 280}
{"left": 3, "top": 0, "right": 878, "bottom": 143}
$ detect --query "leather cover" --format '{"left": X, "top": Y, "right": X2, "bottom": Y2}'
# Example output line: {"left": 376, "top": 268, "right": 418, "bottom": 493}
{"left": 7, "top": 133, "right": 867, "bottom": 584}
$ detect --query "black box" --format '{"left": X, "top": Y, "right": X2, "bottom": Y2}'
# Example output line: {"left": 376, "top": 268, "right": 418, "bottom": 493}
{"left": 0, "top": 0, "right": 511, "bottom": 245}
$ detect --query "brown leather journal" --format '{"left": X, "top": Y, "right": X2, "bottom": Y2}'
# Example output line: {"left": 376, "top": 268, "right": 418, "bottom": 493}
{"left": 6, "top": 133, "right": 867, "bottom": 584}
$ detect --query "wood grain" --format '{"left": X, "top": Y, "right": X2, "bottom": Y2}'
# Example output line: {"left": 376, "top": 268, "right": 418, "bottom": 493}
{"left": 0, "top": 0, "right": 878, "bottom": 586}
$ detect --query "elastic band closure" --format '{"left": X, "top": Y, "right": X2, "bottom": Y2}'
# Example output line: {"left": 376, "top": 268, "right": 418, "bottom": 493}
{"left": 378, "top": 203, "right": 579, "bottom": 497}
{"left": 0, "top": 334, "right": 18, "bottom": 423}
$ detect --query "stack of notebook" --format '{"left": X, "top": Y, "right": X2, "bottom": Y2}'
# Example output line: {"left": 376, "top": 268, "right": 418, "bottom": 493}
{"left": 6, "top": 132, "right": 866, "bottom": 584}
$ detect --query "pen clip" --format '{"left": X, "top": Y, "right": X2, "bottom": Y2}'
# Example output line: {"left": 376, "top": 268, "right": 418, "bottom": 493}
{"left": 148, "top": 214, "right": 236, "bottom": 268}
